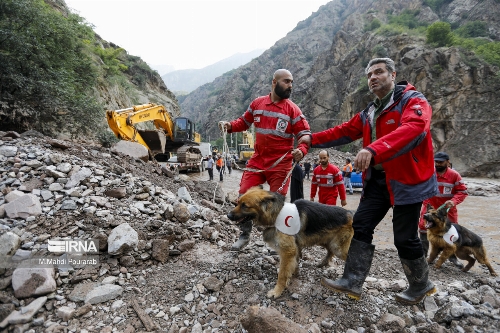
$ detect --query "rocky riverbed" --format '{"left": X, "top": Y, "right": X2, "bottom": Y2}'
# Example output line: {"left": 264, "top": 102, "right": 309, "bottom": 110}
{"left": 0, "top": 131, "right": 499, "bottom": 333}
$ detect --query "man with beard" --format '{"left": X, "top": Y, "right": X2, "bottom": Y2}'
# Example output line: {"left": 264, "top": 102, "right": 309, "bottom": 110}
{"left": 299, "top": 58, "right": 437, "bottom": 305}
{"left": 310, "top": 150, "right": 347, "bottom": 206}
{"left": 219, "top": 69, "right": 311, "bottom": 251}
{"left": 418, "top": 151, "right": 468, "bottom": 268}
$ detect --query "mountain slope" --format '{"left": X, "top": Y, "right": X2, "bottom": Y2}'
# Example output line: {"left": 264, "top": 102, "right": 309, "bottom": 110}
{"left": 0, "top": 0, "right": 180, "bottom": 140}
{"left": 180, "top": 0, "right": 500, "bottom": 177}
{"left": 161, "top": 49, "right": 265, "bottom": 93}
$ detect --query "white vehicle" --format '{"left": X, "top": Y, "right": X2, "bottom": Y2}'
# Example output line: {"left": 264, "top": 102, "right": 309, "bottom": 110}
{"left": 198, "top": 142, "right": 212, "bottom": 160}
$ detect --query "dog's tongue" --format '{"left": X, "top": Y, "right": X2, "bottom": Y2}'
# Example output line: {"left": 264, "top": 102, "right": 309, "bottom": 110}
{"left": 425, "top": 221, "right": 431, "bottom": 229}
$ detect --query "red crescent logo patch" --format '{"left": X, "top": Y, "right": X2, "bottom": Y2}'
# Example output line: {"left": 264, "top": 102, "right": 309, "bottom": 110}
{"left": 284, "top": 216, "right": 293, "bottom": 227}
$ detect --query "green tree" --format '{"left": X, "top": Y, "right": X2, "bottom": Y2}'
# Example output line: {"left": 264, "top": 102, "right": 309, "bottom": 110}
{"left": 455, "top": 21, "right": 488, "bottom": 38}
{"left": 476, "top": 42, "right": 500, "bottom": 67}
{"left": 426, "top": 21, "right": 453, "bottom": 47}
{"left": 0, "top": 0, "right": 102, "bottom": 136}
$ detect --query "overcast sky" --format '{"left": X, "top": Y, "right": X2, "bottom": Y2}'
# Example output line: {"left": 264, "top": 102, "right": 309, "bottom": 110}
{"left": 65, "top": 0, "right": 331, "bottom": 71}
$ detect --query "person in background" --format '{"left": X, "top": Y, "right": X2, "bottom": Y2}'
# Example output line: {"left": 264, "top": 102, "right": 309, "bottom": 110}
{"left": 310, "top": 150, "right": 347, "bottom": 206}
{"left": 216, "top": 154, "right": 224, "bottom": 182}
{"left": 226, "top": 155, "right": 233, "bottom": 175}
{"left": 313, "top": 159, "right": 319, "bottom": 170}
{"left": 206, "top": 155, "right": 214, "bottom": 181}
{"left": 342, "top": 158, "right": 354, "bottom": 195}
{"left": 219, "top": 68, "right": 311, "bottom": 251}
{"left": 303, "top": 161, "right": 311, "bottom": 180}
{"left": 418, "top": 151, "right": 468, "bottom": 269}
{"left": 290, "top": 162, "right": 305, "bottom": 202}
{"left": 299, "top": 57, "right": 437, "bottom": 305}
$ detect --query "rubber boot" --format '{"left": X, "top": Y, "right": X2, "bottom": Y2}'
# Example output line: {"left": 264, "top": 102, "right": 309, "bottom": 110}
{"left": 320, "top": 239, "right": 375, "bottom": 300}
{"left": 231, "top": 220, "right": 252, "bottom": 251}
{"left": 448, "top": 254, "right": 464, "bottom": 269}
{"left": 395, "top": 256, "right": 436, "bottom": 305}
{"left": 419, "top": 232, "right": 429, "bottom": 258}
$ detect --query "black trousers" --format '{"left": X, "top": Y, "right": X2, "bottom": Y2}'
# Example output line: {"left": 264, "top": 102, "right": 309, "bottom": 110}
{"left": 353, "top": 168, "right": 424, "bottom": 260}
{"left": 207, "top": 168, "right": 213, "bottom": 180}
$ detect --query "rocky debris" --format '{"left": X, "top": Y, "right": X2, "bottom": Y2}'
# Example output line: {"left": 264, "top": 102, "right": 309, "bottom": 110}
{"left": 0, "top": 131, "right": 499, "bottom": 332}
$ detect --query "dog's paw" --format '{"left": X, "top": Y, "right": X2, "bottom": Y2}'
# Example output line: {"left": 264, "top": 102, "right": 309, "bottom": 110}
{"left": 267, "top": 288, "right": 283, "bottom": 299}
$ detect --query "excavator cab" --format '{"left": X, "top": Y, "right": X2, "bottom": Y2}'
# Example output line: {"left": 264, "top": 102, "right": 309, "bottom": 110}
{"left": 173, "top": 117, "right": 199, "bottom": 144}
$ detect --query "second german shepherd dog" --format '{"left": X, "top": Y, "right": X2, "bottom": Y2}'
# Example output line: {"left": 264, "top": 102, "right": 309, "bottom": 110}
{"left": 423, "top": 204, "right": 497, "bottom": 276}
{"left": 227, "top": 187, "right": 354, "bottom": 298}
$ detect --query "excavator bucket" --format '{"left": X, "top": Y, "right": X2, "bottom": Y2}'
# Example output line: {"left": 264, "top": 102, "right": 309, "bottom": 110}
{"left": 137, "top": 130, "right": 166, "bottom": 154}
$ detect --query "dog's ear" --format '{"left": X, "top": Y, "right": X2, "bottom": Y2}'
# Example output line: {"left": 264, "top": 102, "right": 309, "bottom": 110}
{"left": 436, "top": 206, "right": 448, "bottom": 218}
{"left": 426, "top": 203, "right": 433, "bottom": 211}
{"left": 260, "top": 192, "right": 276, "bottom": 209}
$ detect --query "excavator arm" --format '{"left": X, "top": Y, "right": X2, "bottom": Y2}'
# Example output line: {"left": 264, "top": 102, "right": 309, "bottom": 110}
{"left": 106, "top": 103, "right": 202, "bottom": 163}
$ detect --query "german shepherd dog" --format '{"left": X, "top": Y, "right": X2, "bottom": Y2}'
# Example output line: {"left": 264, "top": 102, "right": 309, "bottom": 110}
{"left": 227, "top": 187, "right": 354, "bottom": 298}
{"left": 423, "top": 204, "right": 497, "bottom": 276}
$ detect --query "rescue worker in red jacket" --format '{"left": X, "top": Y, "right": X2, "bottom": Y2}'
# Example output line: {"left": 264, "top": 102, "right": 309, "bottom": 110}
{"left": 299, "top": 58, "right": 437, "bottom": 305}
{"left": 219, "top": 69, "right": 311, "bottom": 251}
{"left": 310, "top": 150, "right": 347, "bottom": 206}
{"left": 419, "top": 151, "right": 468, "bottom": 268}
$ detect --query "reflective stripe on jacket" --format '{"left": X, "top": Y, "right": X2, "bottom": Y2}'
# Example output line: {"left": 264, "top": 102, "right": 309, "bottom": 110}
{"left": 230, "top": 94, "right": 311, "bottom": 171}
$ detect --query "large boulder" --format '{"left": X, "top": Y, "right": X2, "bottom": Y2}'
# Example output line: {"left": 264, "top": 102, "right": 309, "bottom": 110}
{"left": 111, "top": 141, "right": 149, "bottom": 162}
{"left": 4, "top": 194, "right": 42, "bottom": 218}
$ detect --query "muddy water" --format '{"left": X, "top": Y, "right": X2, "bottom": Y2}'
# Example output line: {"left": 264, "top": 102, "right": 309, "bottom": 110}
{"left": 188, "top": 169, "right": 500, "bottom": 273}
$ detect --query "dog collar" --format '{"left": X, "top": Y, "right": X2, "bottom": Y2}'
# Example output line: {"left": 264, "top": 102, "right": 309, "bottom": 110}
{"left": 443, "top": 225, "right": 459, "bottom": 245}
{"left": 275, "top": 203, "right": 300, "bottom": 235}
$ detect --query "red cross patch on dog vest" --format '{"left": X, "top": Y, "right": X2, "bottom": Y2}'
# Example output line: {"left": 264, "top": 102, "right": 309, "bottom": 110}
{"left": 275, "top": 203, "right": 300, "bottom": 235}
{"left": 443, "top": 225, "right": 459, "bottom": 245}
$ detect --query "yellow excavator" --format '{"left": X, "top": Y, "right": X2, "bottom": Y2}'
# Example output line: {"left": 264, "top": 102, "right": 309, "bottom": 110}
{"left": 237, "top": 130, "right": 254, "bottom": 165}
{"left": 106, "top": 103, "right": 202, "bottom": 163}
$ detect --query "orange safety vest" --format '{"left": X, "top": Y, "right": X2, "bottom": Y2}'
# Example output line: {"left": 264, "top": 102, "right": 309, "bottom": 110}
{"left": 216, "top": 158, "right": 224, "bottom": 168}
{"left": 342, "top": 163, "right": 353, "bottom": 172}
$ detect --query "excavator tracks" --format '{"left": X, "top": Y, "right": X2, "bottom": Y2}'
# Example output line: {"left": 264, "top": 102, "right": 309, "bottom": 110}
{"left": 176, "top": 145, "right": 202, "bottom": 164}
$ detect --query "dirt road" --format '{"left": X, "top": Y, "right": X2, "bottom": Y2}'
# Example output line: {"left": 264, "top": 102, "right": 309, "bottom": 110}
{"left": 189, "top": 168, "right": 500, "bottom": 273}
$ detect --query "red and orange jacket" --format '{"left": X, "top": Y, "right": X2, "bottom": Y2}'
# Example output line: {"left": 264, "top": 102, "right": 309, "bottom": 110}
{"left": 216, "top": 158, "right": 224, "bottom": 168}
{"left": 310, "top": 164, "right": 346, "bottom": 204}
{"left": 311, "top": 82, "right": 437, "bottom": 205}
{"left": 419, "top": 167, "right": 468, "bottom": 231}
{"left": 229, "top": 94, "right": 311, "bottom": 171}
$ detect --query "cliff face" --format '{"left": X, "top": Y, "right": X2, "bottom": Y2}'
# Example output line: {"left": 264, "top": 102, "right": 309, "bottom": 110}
{"left": 180, "top": 0, "right": 500, "bottom": 177}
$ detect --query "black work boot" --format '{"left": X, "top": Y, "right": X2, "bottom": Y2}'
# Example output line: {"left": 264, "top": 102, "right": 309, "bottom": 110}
{"left": 231, "top": 220, "right": 252, "bottom": 251}
{"left": 395, "top": 256, "right": 436, "bottom": 305}
{"left": 448, "top": 254, "right": 464, "bottom": 269}
{"left": 321, "top": 239, "right": 375, "bottom": 300}
{"left": 419, "top": 232, "right": 429, "bottom": 258}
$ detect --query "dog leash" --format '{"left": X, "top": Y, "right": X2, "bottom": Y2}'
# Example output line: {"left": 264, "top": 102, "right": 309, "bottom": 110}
{"left": 218, "top": 121, "right": 292, "bottom": 173}
{"left": 276, "top": 160, "right": 297, "bottom": 195}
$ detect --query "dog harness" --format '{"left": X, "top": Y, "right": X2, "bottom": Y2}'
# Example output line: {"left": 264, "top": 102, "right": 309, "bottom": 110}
{"left": 443, "top": 225, "right": 460, "bottom": 245}
{"left": 275, "top": 203, "right": 301, "bottom": 235}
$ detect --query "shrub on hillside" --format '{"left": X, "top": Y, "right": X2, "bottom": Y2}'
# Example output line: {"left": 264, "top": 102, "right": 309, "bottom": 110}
{"left": 426, "top": 21, "right": 453, "bottom": 47}
{"left": 0, "top": 0, "right": 103, "bottom": 137}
